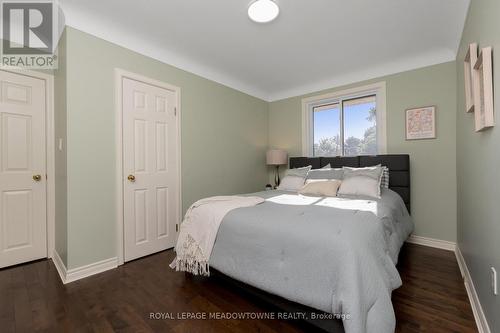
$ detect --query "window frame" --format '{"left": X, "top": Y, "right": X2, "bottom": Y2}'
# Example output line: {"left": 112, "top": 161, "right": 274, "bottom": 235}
{"left": 301, "top": 82, "right": 387, "bottom": 157}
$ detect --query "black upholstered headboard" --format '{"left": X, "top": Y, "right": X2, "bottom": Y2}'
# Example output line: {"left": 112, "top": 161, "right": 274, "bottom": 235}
{"left": 289, "top": 155, "right": 411, "bottom": 213}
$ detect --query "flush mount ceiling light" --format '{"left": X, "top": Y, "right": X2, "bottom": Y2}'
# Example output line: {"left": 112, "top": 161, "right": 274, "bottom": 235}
{"left": 248, "top": 0, "right": 280, "bottom": 23}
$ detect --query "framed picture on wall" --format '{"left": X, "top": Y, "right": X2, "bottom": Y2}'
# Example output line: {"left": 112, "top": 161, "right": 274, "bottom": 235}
{"left": 464, "top": 43, "right": 477, "bottom": 113}
{"left": 473, "top": 46, "right": 495, "bottom": 131}
{"left": 405, "top": 106, "right": 436, "bottom": 140}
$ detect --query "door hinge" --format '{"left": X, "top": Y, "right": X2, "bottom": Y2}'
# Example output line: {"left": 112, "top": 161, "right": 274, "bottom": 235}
{"left": 174, "top": 107, "right": 177, "bottom": 116}
{"left": 176, "top": 224, "right": 179, "bottom": 232}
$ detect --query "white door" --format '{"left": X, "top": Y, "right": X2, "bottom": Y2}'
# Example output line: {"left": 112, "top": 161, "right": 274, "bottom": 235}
{"left": 122, "top": 77, "right": 179, "bottom": 262}
{"left": 0, "top": 70, "right": 47, "bottom": 268}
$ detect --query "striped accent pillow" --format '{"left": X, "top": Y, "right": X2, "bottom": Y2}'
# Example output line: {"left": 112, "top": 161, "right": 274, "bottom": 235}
{"left": 380, "top": 167, "right": 389, "bottom": 188}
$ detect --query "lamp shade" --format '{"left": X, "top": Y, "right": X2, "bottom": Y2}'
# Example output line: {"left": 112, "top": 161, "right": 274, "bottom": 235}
{"left": 266, "top": 149, "right": 288, "bottom": 165}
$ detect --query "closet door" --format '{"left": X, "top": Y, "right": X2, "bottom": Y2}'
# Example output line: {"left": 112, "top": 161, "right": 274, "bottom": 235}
{"left": 122, "top": 77, "right": 179, "bottom": 262}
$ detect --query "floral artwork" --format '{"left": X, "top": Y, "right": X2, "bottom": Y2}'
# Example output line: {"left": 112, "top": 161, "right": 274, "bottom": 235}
{"left": 405, "top": 106, "right": 436, "bottom": 140}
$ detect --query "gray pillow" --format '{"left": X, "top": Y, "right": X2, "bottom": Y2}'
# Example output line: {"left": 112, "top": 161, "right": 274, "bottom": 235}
{"left": 307, "top": 168, "right": 344, "bottom": 180}
{"left": 342, "top": 165, "right": 383, "bottom": 181}
{"left": 285, "top": 165, "right": 311, "bottom": 178}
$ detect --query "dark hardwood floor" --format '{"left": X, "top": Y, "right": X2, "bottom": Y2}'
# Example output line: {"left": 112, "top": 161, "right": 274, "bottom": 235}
{"left": 0, "top": 243, "right": 477, "bottom": 333}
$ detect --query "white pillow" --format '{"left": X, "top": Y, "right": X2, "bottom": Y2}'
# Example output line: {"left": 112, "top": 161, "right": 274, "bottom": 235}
{"left": 341, "top": 165, "right": 383, "bottom": 196}
{"left": 338, "top": 175, "right": 381, "bottom": 199}
{"left": 278, "top": 165, "right": 312, "bottom": 192}
{"left": 278, "top": 176, "right": 307, "bottom": 192}
{"left": 299, "top": 180, "right": 342, "bottom": 197}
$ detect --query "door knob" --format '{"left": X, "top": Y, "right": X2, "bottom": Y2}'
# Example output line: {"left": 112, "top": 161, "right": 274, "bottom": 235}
{"left": 33, "top": 174, "right": 42, "bottom": 181}
{"left": 127, "top": 174, "right": 136, "bottom": 182}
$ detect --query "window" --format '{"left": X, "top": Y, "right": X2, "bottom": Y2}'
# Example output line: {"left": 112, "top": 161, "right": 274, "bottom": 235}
{"left": 302, "top": 82, "right": 386, "bottom": 157}
{"left": 313, "top": 103, "right": 341, "bottom": 156}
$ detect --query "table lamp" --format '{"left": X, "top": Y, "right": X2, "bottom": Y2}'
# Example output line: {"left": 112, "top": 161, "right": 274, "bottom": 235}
{"left": 266, "top": 149, "right": 288, "bottom": 188}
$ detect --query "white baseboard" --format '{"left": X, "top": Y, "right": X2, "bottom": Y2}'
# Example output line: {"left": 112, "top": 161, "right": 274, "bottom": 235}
{"left": 406, "top": 235, "right": 456, "bottom": 251}
{"left": 51, "top": 250, "right": 67, "bottom": 284}
{"left": 455, "top": 246, "right": 491, "bottom": 333}
{"left": 51, "top": 250, "right": 117, "bottom": 284}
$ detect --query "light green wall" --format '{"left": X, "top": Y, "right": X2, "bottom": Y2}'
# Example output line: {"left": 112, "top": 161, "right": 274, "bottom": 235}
{"left": 53, "top": 30, "right": 68, "bottom": 264}
{"left": 63, "top": 27, "right": 268, "bottom": 269}
{"left": 269, "top": 62, "right": 457, "bottom": 242}
{"left": 456, "top": 0, "right": 500, "bottom": 331}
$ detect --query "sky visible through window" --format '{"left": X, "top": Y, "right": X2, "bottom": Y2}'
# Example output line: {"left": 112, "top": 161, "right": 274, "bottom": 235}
{"left": 314, "top": 102, "right": 375, "bottom": 141}
{"left": 313, "top": 99, "right": 376, "bottom": 156}
{"left": 344, "top": 102, "right": 376, "bottom": 138}
{"left": 314, "top": 105, "right": 340, "bottom": 143}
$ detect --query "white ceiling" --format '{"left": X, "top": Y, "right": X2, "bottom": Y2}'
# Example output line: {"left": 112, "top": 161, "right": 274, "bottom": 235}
{"left": 60, "top": 0, "right": 470, "bottom": 101}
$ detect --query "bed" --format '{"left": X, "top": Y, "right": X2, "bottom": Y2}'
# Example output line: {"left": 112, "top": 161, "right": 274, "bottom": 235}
{"left": 202, "top": 155, "right": 413, "bottom": 333}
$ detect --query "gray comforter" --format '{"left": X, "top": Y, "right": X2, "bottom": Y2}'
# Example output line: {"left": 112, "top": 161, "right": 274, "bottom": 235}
{"left": 209, "top": 189, "right": 413, "bottom": 333}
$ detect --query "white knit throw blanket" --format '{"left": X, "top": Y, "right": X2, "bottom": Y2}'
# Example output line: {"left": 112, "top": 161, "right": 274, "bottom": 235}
{"left": 170, "top": 196, "right": 265, "bottom": 276}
